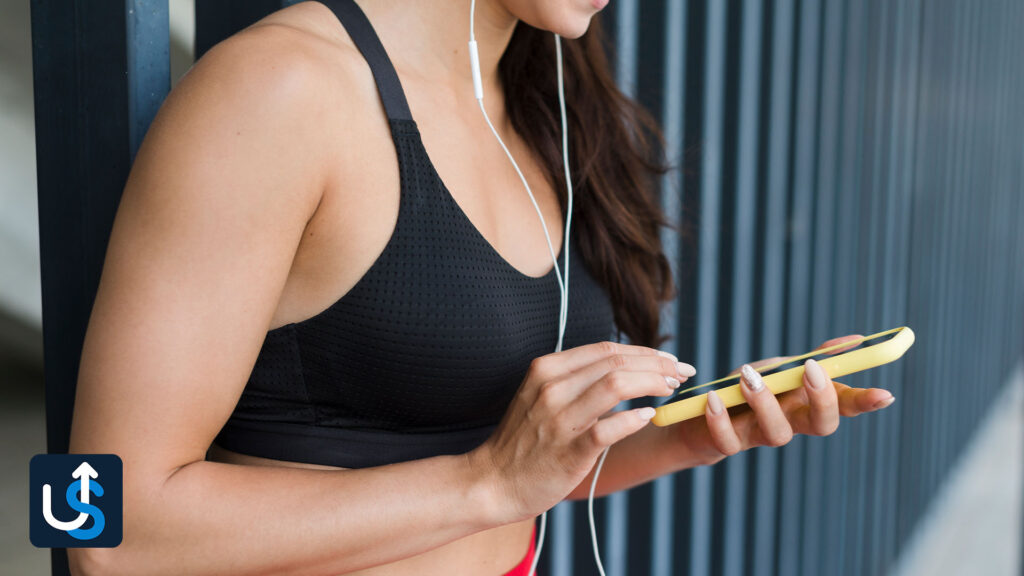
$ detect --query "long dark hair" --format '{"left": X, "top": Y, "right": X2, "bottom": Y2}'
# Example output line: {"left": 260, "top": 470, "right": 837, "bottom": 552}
{"left": 500, "top": 18, "right": 676, "bottom": 348}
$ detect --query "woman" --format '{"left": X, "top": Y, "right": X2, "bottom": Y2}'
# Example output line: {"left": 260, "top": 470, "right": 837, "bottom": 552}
{"left": 67, "top": 1, "right": 896, "bottom": 574}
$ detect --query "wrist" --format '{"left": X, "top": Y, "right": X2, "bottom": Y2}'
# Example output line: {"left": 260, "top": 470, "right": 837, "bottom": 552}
{"left": 461, "top": 447, "right": 517, "bottom": 529}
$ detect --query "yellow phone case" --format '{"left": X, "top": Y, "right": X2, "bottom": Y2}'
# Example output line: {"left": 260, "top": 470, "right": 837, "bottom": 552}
{"left": 651, "top": 326, "right": 915, "bottom": 427}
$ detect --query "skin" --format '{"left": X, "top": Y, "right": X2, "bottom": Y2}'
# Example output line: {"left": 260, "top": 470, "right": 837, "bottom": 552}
{"left": 66, "top": 0, "right": 895, "bottom": 574}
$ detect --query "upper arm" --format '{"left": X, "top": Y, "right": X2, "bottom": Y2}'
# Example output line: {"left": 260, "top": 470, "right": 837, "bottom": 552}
{"left": 69, "top": 24, "right": 332, "bottom": 482}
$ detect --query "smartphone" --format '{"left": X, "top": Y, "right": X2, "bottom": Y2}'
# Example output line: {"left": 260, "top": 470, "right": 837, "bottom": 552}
{"left": 651, "top": 326, "right": 915, "bottom": 427}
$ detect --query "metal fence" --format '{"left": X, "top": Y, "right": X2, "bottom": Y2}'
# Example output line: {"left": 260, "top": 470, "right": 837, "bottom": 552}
{"left": 31, "top": 1, "right": 1024, "bottom": 575}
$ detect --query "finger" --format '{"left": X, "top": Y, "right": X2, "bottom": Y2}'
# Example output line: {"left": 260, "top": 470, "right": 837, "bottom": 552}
{"left": 704, "top": 390, "right": 743, "bottom": 456}
{"left": 834, "top": 382, "right": 896, "bottom": 416}
{"left": 817, "top": 334, "right": 864, "bottom": 355}
{"left": 738, "top": 364, "right": 794, "bottom": 448}
{"left": 530, "top": 341, "right": 689, "bottom": 382}
{"left": 562, "top": 369, "right": 679, "bottom": 429}
{"left": 560, "top": 353, "right": 695, "bottom": 401}
{"left": 794, "top": 359, "right": 839, "bottom": 436}
{"left": 581, "top": 406, "right": 656, "bottom": 450}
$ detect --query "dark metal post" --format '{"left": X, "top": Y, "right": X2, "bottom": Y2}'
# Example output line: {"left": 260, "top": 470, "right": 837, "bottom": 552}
{"left": 30, "top": 1, "right": 168, "bottom": 574}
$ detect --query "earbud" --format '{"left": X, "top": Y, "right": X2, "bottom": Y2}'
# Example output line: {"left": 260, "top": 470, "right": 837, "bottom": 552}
{"left": 468, "top": 40, "right": 484, "bottom": 100}
{"left": 468, "top": 3, "right": 608, "bottom": 576}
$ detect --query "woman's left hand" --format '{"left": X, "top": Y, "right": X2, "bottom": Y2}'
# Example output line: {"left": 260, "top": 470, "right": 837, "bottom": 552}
{"left": 669, "top": 335, "right": 896, "bottom": 467}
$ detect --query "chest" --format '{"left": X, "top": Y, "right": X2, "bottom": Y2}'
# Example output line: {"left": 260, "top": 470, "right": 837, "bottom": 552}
{"left": 282, "top": 81, "right": 566, "bottom": 332}
{"left": 243, "top": 120, "right": 617, "bottom": 428}
{"left": 285, "top": 198, "right": 617, "bottom": 431}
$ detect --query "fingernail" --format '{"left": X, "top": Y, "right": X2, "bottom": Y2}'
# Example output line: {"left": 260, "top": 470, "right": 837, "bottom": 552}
{"left": 872, "top": 395, "right": 895, "bottom": 410}
{"left": 657, "top": 350, "right": 679, "bottom": 362}
{"left": 804, "top": 359, "right": 826, "bottom": 390}
{"left": 676, "top": 362, "right": 697, "bottom": 378}
{"left": 706, "top": 389, "right": 724, "bottom": 415}
{"left": 636, "top": 407, "right": 657, "bottom": 420}
{"left": 740, "top": 364, "right": 764, "bottom": 392}
{"left": 665, "top": 376, "right": 681, "bottom": 390}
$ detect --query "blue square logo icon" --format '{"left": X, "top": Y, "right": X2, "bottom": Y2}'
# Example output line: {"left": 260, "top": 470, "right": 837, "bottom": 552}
{"left": 30, "top": 454, "right": 123, "bottom": 548}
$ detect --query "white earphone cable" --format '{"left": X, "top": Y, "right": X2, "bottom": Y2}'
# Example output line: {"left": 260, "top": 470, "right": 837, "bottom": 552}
{"left": 554, "top": 35, "right": 573, "bottom": 346}
{"left": 470, "top": 4, "right": 611, "bottom": 576}
{"left": 589, "top": 446, "right": 611, "bottom": 576}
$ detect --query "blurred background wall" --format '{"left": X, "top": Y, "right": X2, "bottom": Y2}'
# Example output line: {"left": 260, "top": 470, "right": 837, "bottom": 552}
{"left": 586, "top": 2, "right": 1023, "bottom": 575}
{"left": 0, "top": 0, "right": 42, "bottom": 362}
{"left": 5, "top": 0, "right": 1023, "bottom": 575}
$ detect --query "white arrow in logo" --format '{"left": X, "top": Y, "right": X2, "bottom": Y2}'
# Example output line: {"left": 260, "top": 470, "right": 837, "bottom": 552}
{"left": 43, "top": 461, "right": 98, "bottom": 531}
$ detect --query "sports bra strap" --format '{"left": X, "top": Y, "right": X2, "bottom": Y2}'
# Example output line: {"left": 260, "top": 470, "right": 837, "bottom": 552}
{"left": 316, "top": 0, "right": 413, "bottom": 122}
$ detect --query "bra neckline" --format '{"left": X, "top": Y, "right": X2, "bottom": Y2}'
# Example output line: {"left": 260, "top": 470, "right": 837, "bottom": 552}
{"left": 403, "top": 120, "right": 568, "bottom": 282}
{"left": 315, "top": 1, "right": 569, "bottom": 282}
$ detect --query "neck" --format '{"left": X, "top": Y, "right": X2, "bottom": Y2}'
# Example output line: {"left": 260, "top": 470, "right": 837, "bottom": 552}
{"left": 359, "top": 0, "right": 518, "bottom": 99}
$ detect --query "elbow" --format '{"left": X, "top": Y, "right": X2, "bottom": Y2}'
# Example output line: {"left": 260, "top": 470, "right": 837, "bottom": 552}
{"left": 69, "top": 545, "right": 138, "bottom": 576}
{"left": 68, "top": 547, "right": 111, "bottom": 576}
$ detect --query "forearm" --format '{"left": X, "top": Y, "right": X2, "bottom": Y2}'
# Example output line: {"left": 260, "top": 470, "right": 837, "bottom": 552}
{"left": 564, "top": 423, "right": 705, "bottom": 501}
{"left": 73, "top": 453, "right": 502, "bottom": 576}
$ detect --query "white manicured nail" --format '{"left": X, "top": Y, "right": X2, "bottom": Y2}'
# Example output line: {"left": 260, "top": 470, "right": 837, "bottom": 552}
{"left": 804, "top": 359, "right": 826, "bottom": 390}
{"left": 657, "top": 350, "right": 679, "bottom": 362}
{"left": 676, "top": 362, "right": 697, "bottom": 378}
{"left": 666, "top": 376, "right": 680, "bottom": 389}
{"left": 741, "top": 364, "right": 764, "bottom": 392}
{"left": 636, "top": 407, "right": 657, "bottom": 420}
{"left": 706, "top": 389, "right": 724, "bottom": 415}
{"left": 873, "top": 395, "right": 895, "bottom": 410}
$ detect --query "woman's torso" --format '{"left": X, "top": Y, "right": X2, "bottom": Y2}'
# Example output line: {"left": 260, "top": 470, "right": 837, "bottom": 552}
{"left": 203, "top": 1, "right": 614, "bottom": 573}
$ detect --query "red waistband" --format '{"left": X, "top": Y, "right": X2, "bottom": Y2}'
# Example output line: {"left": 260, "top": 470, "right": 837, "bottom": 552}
{"left": 503, "top": 524, "right": 537, "bottom": 576}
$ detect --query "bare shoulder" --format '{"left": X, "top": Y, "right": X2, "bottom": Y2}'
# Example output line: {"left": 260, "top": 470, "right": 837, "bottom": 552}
{"left": 197, "top": 2, "right": 364, "bottom": 75}
{"left": 160, "top": 0, "right": 386, "bottom": 196}
{"left": 126, "top": 0, "right": 385, "bottom": 221}
{"left": 184, "top": 0, "right": 381, "bottom": 124}
{"left": 167, "top": 1, "right": 363, "bottom": 142}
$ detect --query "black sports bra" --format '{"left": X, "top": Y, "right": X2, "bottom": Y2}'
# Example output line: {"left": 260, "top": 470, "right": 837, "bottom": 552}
{"left": 212, "top": 0, "right": 617, "bottom": 469}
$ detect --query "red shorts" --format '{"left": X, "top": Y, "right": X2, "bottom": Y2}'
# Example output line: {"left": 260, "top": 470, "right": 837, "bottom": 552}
{"left": 502, "top": 524, "right": 537, "bottom": 576}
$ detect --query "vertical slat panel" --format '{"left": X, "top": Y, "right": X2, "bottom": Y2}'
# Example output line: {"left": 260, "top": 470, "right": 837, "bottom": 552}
{"left": 904, "top": 0, "right": 940, "bottom": 544}
{"left": 751, "top": 2, "right": 795, "bottom": 574}
{"left": 934, "top": 0, "right": 963, "bottom": 500}
{"left": 126, "top": 0, "right": 171, "bottom": 161}
{"left": 831, "top": 2, "right": 868, "bottom": 574}
{"left": 883, "top": 0, "right": 922, "bottom": 567}
{"left": 894, "top": 0, "right": 921, "bottom": 554}
{"left": 720, "top": 2, "right": 763, "bottom": 575}
{"left": 778, "top": 0, "right": 823, "bottom": 573}
{"left": 861, "top": 0, "right": 892, "bottom": 572}
{"left": 805, "top": 0, "right": 845, "bottom": 573}
{"left": 688, "top": 3, "right": 728, "bottom": 575}
{"left": 651, "top": 3, "right": 688, "bottom": 575}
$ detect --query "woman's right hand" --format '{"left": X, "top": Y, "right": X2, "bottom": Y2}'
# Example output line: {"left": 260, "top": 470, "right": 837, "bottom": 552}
{"left": 469, "top": 341, "right": 697, "bottom": 523}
